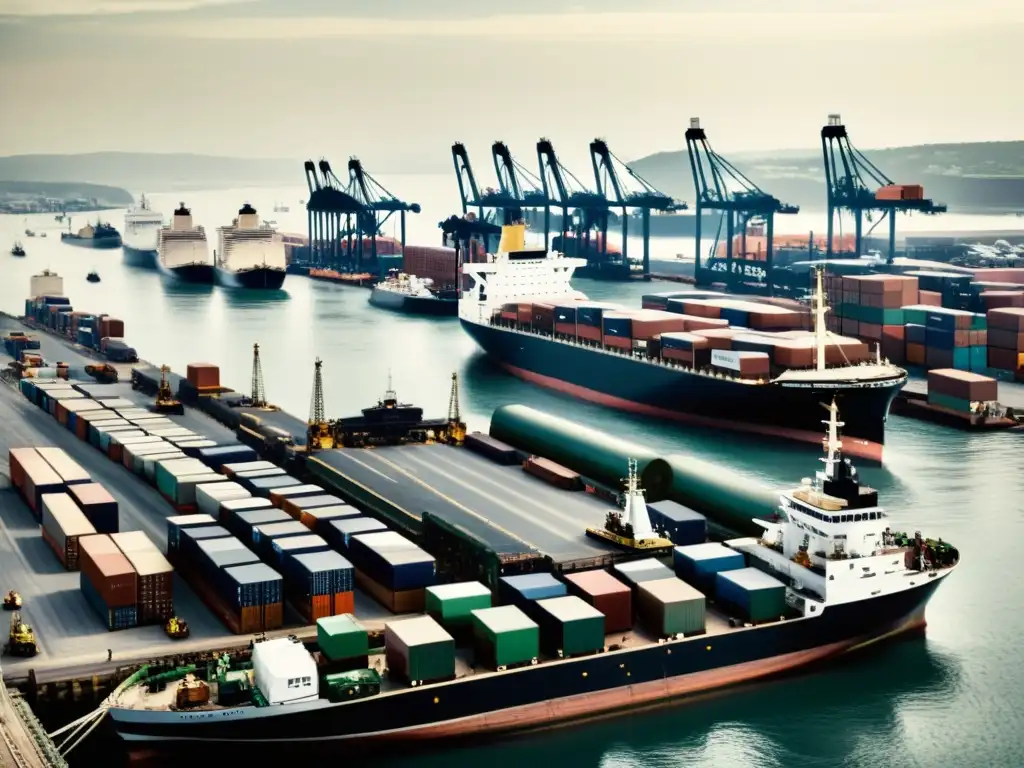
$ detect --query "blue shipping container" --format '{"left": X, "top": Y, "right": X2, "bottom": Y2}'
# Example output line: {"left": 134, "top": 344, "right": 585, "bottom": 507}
{"left": 646, "top": 500, "right": 707, "bottom": 546}
{"left": 577, "top": 307, "right": 604, "bottom": 328}
{"left": 245, "top": 475, "right": 302, "bottom": 497}
{"left": 327, "top": 517, "right": 388, "bottom": 553}
{"left": 220, "top": 563, "right": 283, "bottom": 609}
{"left": 271, "top": 534, "right": 330, "bottom": 568}
{"left": 499, "top": 573, "right": 566, "bottom": 605}
{"left": 228, "top": 507, "right": 290, "bottom": 541}
{"left": 285, "top": 550, "right": 354, "bottom": 597}
{"left": 719, "top": 307, "right": 749, "bottom": 327}
{"left": 178, "top": 525, "right": 232, "bottom": 564}
{"left": 925, "top": 328, "right": 957, "bottom": 350}
{"left": 673, "top": 543, "right": 745, "bottom": 592}
{"left": 348, "top": 533, "right": 436, "bottom": 591}
{"left": 970, "top": 346, "right": 987, "bottom": 372}
{"left": 250, "top": 520, "right": 309, "bottom": 551}
{"left": 905, "top": 324, "right": 927, "bottom": 345}
{"left": 80, "top": 572, "right": 137, "bottom": 631}
{"left": 554, "top": 305, "right": 577, "bottom": 324}
{"left": 166, "top": 513, "right": 218, "bottom": 552}
{"left": 196, "top": 444, "right": 259, "bottom": 471}
{"left": 925, "top": 308, "right": 972, "bottom": 332}
{"left": 602, "top": 315, "right": 632, "bottom": 338}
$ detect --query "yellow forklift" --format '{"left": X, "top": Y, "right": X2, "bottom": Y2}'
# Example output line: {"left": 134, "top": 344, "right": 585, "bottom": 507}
{"left": 164, "top": 615, "right": 190, "bottom": 640}
{"left": 4, "top": 612, "right": 37, "bottom": 657}
{"left": 153, "top": 365, "right": 184, "bottom": 415}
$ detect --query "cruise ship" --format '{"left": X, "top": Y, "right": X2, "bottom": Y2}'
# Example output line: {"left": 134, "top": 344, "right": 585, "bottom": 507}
{"left": 215, "top": 204, "right": 287, "bottom": 290}
{"left": 459, "top": 224, "right": 907, "bottom": 462}
{"left": 156, "top": 203, "right": 214, "bottom": 284}
{"left": 122, "top": 195, "right": 164, "bottom": 268}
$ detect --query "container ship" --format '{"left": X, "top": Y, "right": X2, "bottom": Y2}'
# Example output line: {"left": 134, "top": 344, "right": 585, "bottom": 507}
{"left": 61, "top": 220, "right": 122, "bottom": 249}
{"left": 122, "top": 195, "right": 164, "bottom": 268}
{"left": 107, "top": 409, "right": 958, "bottom": 749}
{"left": 459, "top": 224, "right": 907, "bottom": 462}
{"left": 157, "top": 203, "right": 214, "bottom": 284}
{"left": 215, "top": 203, "right": 287, "bottom": 290}
{"left": 368, "top": 271, "right": 457, "bottom": 316}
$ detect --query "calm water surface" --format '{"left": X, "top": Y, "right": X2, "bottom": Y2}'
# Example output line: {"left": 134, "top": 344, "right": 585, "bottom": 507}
{"left": 2, "top": 186, "right": 1023, "bottom": 767}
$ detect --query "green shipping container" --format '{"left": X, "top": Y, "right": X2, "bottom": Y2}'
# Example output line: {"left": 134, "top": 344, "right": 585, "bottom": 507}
{"left": 471, "top": 605, "right": 539, "bottom": 669}
{"left": 927, "top": 392, "right": 973, "bottom": 413}
{"left": 425, "top": 581, "right": 492, "bottom": 626}
{"left": 715, "top": 568, "right": 787, "bottom": 623}
{"left": 850, "top": 305, "right": 905, "bottom": 326}
{"left": 317, "top": 614, "right": 369, "bottom": 661}
{"left": 902, "top": 306, "right": 931, "bottom": 326}
{"left": 970, "top": 314, "right": 987, "bottom": 330}
{"left": 385, "top": 616, "right": 455, "bottom": 683}
{"left": 636, "top": 577, "right": 706, "bottom": 638}
{"left": 534, "top": 596, "right": 605, "bottom": 657}
{"left": 969, "top": 346, "right": 987, "bottom": 372}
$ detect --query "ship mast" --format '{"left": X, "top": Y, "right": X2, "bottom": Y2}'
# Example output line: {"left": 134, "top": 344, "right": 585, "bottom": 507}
{"left": 818, "top": 398, "right": 844, "bottom": 484}
{"left": 814, "top": 266, "right": 829, "bottom": 371}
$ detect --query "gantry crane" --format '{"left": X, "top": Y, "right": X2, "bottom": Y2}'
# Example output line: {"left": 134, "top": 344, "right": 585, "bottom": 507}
{"left": 821, "top": 114, "right": 946, "bottom": 261}
{"left": 250, "top": 343, "right": 266, "bottom": 408}
{"left": 537, "top": 138, "right": 615, "bottom": 276}
{"left": 346, "top": 157, "right": 421, "bottom": 264}
{"left": 304, "top": 158, "right": 367, "bottom": 268}
{"left": 685, "top": 117, "right": 799, "bottom": 293}
{"left": 307, "top": 357, "right": 333, "bottom": 452}
{"left": 590, "top": 138, "right": 688, "bottom": 278}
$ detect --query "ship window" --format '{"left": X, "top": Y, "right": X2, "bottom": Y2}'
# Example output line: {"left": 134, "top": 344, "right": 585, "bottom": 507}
{"left": 854, "top": 514, "right": 863, "bottom": 522}
{"left": 842, "top": 515, "right": 850, "bottom": 522}
{"left": 302, "top": 676, "right": 311, "bottom": 686}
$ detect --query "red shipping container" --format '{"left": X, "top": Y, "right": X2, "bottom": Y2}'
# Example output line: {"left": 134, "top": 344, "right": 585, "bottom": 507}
{"left": 80, "top": 535, "right": 137, "bottom": 608}
{"left": 917, "top": 290, "right": 943, "bottom": 307}
{"left": 564, "top": 570, "right": 632, "bottom": 633}
{"left": 681, "top": 301, "right": 721, "bottom": 319}
{"left": 927, "top": 370, "right": 998, "bottom": 402}
{"left": 906, "top": 343, "right": 926, "bottom": 366}
{"left": 516, "top": 303, "right": 533, "bottom": 325}
{"left": 532, "top": 303, "right": 555, "bottom": 332}
{"left": 902, "top": 184, "right": 924, "bottom": 200}
{"left": 603, "top": 335, "right": 632, "bottom": 350}
{"left": 981, "top": 292, "right": 1024, "bottom": 311}
{"left": 554, "top": 322, "right": 576, "bottom": 338}
{"left": 987, "top": 308, "right": 1024, "bottom": 333}
{"left": 523, "top": 456, "right": 580, "bottom": 491}
{"left": 841, "top": 317, "right": 859, "bottom": 336}
{"left": 987, "top": 347, "right": 1022, "bottom": 371}
{"left": 8, "top": 447, "right": 36, "bottom": 489}
{"left": 662, "top": 348, "right": 694, "bottom": 364}
{"left": 186, "top": 363, "right": 220, "bottom": 389}
{"left": 969, "top": 330, "right": 988, "bottom": 347}
{"left": 988, "top": 328, "right": 1024, "bottom": 351}
{"left": 577, "top": 326, "right": 601, "bottom": 343}
{"left": 880, "top": 336, "right": 905, "bottom": 365}
{"left": 630, "top": 313, "right": 688, "bottom": 341}
{"left": 772, "top": 342, "right": 815, "bottom": 369}
{"left": 858, "top": 322, "right": 882, "bottom": 341}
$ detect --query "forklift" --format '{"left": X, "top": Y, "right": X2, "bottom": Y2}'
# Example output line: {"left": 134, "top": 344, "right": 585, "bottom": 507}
{"left": 4, "top": 612, "right": 37, "bottom": 657}
{"left": 164, "top": 615, "right": 190, "bottom": 640}
{"left": 152, "top": 365, "right": 184, "bottom": 415}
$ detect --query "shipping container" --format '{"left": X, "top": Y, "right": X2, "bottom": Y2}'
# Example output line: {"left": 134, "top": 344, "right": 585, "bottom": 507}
{"left": 534, "top": 595, "right": 604, "bottom": 657}
{"left": 20, "top": 450, "right": 66, "bottom": 517}
{"left": 612, "top": 558, "right": 674, "bottom": 588}
{"left": 464, "top": 432, "right": 519, "bottom": 465}
{"left": 79, "top": 534, "right": 137, "bottom": 614}
{"left": 108, "top": 434, "right": 165, "bottom": 463}
{"left": 471, "top": 605, "right": 539, "bottom": 669}
{"left": 233, "top": 467, "right": 287, "bottom": 482}
{"left": 7, "top": 447, "right": 37, "bottom": 490}
{"left": 426, "top": 582, "right": 492, "bottom": 627}
{"left": 196, "top": 444, "right": 259, "bottom": 472}
{"left": 227, "top": 507, "right": 291, "bottom": 541}
{"left": 522, "top": 456, "right": 581, "bottom": 491}
{"left": 246, "top": 475, "right": 303, "bottom": 497}
{"left": 35, "top": 447, "right": 90, "bottom": 486}
{"left": 195, "top": 481, "right": 250, "bottom": 517}
{"left": 123, "top": 441, "right": 172, "bottom": 472}
{"left": 142, "top": 452, "right": 187, "bottom": 482}
{"left": 251, "top": 520, "right": 310, "bottom": 552}
{"left": 268, "top": 484, "right": 326, "bottom": 507}
{"left": 673, "top": 543, "right": 745, "bottom": 593}
{"left": 281, "top": 494, "right": 347, "bottom": 519}
{"left": 166, "top": 513, "right": 218, "bottom": 553}
{"left": 327, "top": 517, "right": 388, "bottom": 554}
{"left": 710, "top": 350, "right": 770, "bottom": 378}
{"left": 219, "top": 496, "right": 275, "bottom": 524}
{"left": 927, "top": 369, "right": 998, "bottom": 402}
{"left": 286, "top": 550, "right": 354, "bottom": 597}
{"left": 117, "top": 543, "right": 174, "bottom": 624}
{"left": 715, "top": 568, "right": 787, "bottom": 623}
{"left": 385, "top": 615, "right": 455, "bottom": 684}
{"left": 646, "top": 500, "right": 707, "bottom": 546}
{"left": 563, "top": 569, "right": 632, "bottom": 633}
{"left": 67, "top": 482, "right": 118, "bottom": 534}
{"left": 988, "top": 307, "right": 1024, "bottom": 333}
{"left": 317, "top": 614, "right": 368, "bottom": 662}
{"left": 153, "top": 457, "right": 207, "bottom": 496}
{"left": 41, "top": 493, "right": 96, "bottom": 569}
{"left": 271, "top": 533, "right": 330, "bottom": 568}
{"left": 498, "top": 573, "right": 567, "bottom": 612}
{"left": 348, "top": 531, "right": 436, "bottom": 591}
{"left": 186, "top": 363, "right": 220, "bottom": 389}
{"left": 166, "top": 473, "right": 228, "bottom": 508}
{"left": 636, "top": 577, "right": 706, "bottom": 638}
{"left": 196, "top": 537, "right": 261, "bottom": 581}
{"left": 178, "top": 524, "right": 233, "bottom": 566}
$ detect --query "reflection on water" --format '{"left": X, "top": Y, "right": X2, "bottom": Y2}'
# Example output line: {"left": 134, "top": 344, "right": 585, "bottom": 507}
{"left": 221, "top": 288, "right": 291, "bottom": 307}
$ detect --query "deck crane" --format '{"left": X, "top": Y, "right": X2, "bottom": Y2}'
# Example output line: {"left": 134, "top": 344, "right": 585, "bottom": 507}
{"left": 590, "top": 138, "right": 688, "bottom": 278}
{"left": 250, "top": 343, "right": 266, "bottom": 408}
{"left": 685, "top": 117, "right": 799, "bottom": 294}
{"left": 821, "top": 114, "right": 946, "bottom": 261}
{"left": 304, "top": 158, "right": 367, "bottom": 269}
{"left": 536, "top": 138, "right": 615, "bottom": 276}
{"left": 346, "top": 157, "right": 421, "bottom": 266}
{"left": 307, "top": 357, "right": 333, "bottom": 452}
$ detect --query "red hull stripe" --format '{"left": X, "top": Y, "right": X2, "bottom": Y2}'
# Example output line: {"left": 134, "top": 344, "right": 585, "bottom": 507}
{"left": 501, "top": 362, "right": 884, "bottom": 463}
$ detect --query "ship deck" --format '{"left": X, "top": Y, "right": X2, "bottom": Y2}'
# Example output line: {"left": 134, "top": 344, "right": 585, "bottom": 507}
{"left": 311, "top": 444, "right": 620, "bottom": 563}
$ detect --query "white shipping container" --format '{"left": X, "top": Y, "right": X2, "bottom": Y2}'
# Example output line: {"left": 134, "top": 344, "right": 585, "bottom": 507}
{"left": 124, "top": 442, "right": 172, "bottom": 470}
{"left": 173, "top": 439, "right": 216, "bottom": 449}
{"left": 172, "top": 473, "right": 228, "bottom": 505}
{"left": 143, "top": 452, "right": 187, "bottom": 481}
{"left": 41, "top": 492, "right": 95, "bottom": 564}
{"left": 353, "top": 530, "right": 417, "bottom": 554}
{"left": 121, "top": 548, "right": 172, "bottom": 577}
{"left": 114, "top": 409, "right": 154, "bottom": 420}
{"left": 710, "top": 350, "right": 742, "bottom": 372}
{"left": 196, "top": 481, "right": 250, "bottom": 516}
{"left": 252, "top": 638, "right": 318, "bottom": 705}
{"left": 149, "top": 428, "right": 197, "bottom": 439}
{"left": 99, "top": 429, "right": 145, "bottom": 451}
{"left": 223, "top": 461, "right": 276, "bottom": 475}
{"left": 111, "top": 530, "right": 159, "bottom": 554}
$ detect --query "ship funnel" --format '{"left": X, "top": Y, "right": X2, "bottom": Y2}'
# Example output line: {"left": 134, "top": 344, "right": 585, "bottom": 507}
{"left": 498, "top": 223, "right": 526, "bottom": 254}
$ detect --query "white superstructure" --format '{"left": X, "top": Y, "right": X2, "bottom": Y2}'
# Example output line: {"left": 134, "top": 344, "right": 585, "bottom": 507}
{"left": 459, "top": 223, "right": 587, "bottom": 324}
{"left": 216, "top": 204, "right": 286, "bottom": 274}
{"left": 123, "top": 195, "right": 164, "bottom": 253}
{"left": 157, "top": 203, "right": 211, "bottom": 269}
{"left": 29, "top": 269, "right": 63, "bottom": 299}
{"left": 252, "top": 637, "right": 318, "bottom": 706}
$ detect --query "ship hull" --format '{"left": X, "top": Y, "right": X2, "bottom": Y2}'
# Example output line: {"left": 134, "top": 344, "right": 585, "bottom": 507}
{"left": 215, "top": 266, "right": 287, "bottom": 290}
{"left": 122, "top": 245, "right": 158, "bottom": 269}
{"left": 60, "top": 235, "right": 122, "bottom": 249}
{"left": 461, "top": 319, "right": 903, "bottom": 462}
{"left": 369, "top": 287, "right": 457, "bottom": 316}
{"left": 157, "top": 260, "right": 215, "bottom": 284}
{"left": 109, "top": 575, "right": 946, "bottom": 748}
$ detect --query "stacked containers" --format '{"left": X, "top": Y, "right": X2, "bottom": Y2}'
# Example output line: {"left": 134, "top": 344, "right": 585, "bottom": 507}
{"left": 470, "top": 605, "right": 539, "bottom": 669}
{"left": 245, "top": 475, "right": 303, "bottom": 497}
{"left": 97, "top": 428, "right": 146, "bottom": 454}
{"left": 326, "top": 517, "right": 388, "bottom": 555}
{"left": 673, "top": 543, "right": 745, "bottom": 594}
{"left": 196, "top": 444, "right": 259, "bottom": 471}
{"left": 226, "top": 507, "right": 291, "bottom": 543}
{"left": 916, "top": 306, "right": 986, "bottom": 371}
{"left": 498, "top": 573, "right": 567, "bottom": 621}
{"left": 281, "top": 494, "right": 347, "bottom": 520}
{"left": 87, "top": 421, "right": 132, "bottom": 449}
{"left": 645, "top": 501, "right": 707, "bottom": 546}
{"left": 219, "top": 497, "right": 275, "bottom": 525}
{"left": 79, "top": 534, "right": 138, "bottom": 631}
{"left": 195, "top": 538, "right": 260, "bottom": 591}
{"left": 563, "top": 570, "right": 632, "bottom": 633}
{"left": 41, "top": 493, "right": 96, "bottom": 569}
{"left": 234, "top": 468, "right": 287, "bottom": 483}
{"left": 176, "top": 525, "right": 233, "bottom": 570}
{"left": 316, "top": 614, "right": 369, "bottom": 670}
{"left": 67, "top": 482, "right": 119, "bottom": 534}
{"left": 59, "top": 400, "right": 108, "bottom": 434}
{"left": 384, "top": 615, "right": 455, "bottom": 684}
{"left": 111, "top": 531, "right": 174, "bottom": 624}
{"left": 285, "top": 550, "right": 355, "bottom": 623}
{"left": 269, "top": 484, "right": 326, "bottom": 507}
{"left": 575, "top": 303, "right": 622, "bottom": 343}
{"left": 123, "top": 441, "right": 172, "bottom": 472}
{"left": 926, "top": 369, "right": 998, "bottom": 414}
{"left": 142, "top": 452, "right": 187, "bottom": 482}
{"left": 601, "top": 311, "right": 640, "bottom": 351}
{"left": 166, "top": 513, "right": 218, "bottom": 556}
{"left": 636, "top": 578, "right": 706, "bottom": 638}
{"left": 612, "top": 558, "right": 674, "bottom": 589}
{"left": 533, "top": 596, "right": 605, "bottom": 657}
{"left": 425, "top": 582, "right": 492, "bottom": 632}
{"left": 196, "top": 481, "right": 250, "bottom": 516}
{"left": 710, "top": 350, "right": 770, "bottom": 380}
{"left": 986, "top": 308, "right": 1024, "bottom": 372}
{"left": 36, "top": 447, "right": 90, "bottom": 487}
{"left": 292, "top": 505, "right": 360, "bottom": 535}
{"left": 17, "top": 449, "right": 66, "bottom": 519}
{"left": 270, "top": 533, "right": 330, "bottom": 569}
{"left": 221, "top": 563, "right": 284, "bottom": 633}
{"left": 108, "top": 434, "right": 164, "bottom": 463}
{"left": 251, "top": 520, "right": 309, "bottom": 556}
{"left": 659, "top": 331, "right": 712, "bottom": 367}
{"left": 222, "top": 460, "right": 279, "bottom": 477}
{"left": 348, "top": 531, "right": 436, "bottom": 611}
{"left": 714, "top": 568, "right": 787, "bottom": 623}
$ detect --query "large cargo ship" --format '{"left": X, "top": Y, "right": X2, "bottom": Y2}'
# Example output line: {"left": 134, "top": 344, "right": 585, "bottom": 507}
{"left": 459, "top": 225, "right": 907, "bottom": 462}
{"left": 368, "top": 271, "right": 457, "bottom": 316}
{"left": 60, "top": 220, "right": 122, "bottom": 249}
{"left": 215, "top": 203, "right": 287, "bottom": 290}
{"left": 107, "top": 414, "right": 958, "bottom": 750}
{"left": 156, "top": 203, "right": 214, "bottom": 284}
{"left": 122, "top": 195, "right": 164, "bottom": 268}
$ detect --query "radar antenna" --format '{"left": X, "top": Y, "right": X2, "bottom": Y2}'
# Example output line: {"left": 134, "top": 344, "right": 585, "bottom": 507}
{"left": 251, "top": 343, "right": 266, "bottom": 408}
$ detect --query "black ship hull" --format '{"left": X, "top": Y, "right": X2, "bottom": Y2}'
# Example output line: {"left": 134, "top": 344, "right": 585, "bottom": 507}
{"left": 60, "top": 234, "right": 122, "bottom": 249}
{"left": 122, "top": 245, "right": 158, "bottom": 269}
{"left": 369, "top": 286, "right": 458, "bottom": 316}
{"left": 461, "top": 319, "right": 903, "bottom": 462}
{"left": 158, "top": 261, "right": 215, "bottom": 284}
{"left": 216, "top": 266, "right": 287, "bottom": 290}
{"left": 109, "top": 575, "right": 947, "bottom": 749}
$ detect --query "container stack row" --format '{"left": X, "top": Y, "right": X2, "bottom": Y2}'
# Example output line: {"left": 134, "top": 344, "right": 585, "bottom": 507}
{"left": 23, "top": 295, "right": 134, "bottom": 362}
{"left": 926, "top": 369, "right": 999, "bottom": 415}
{"left": 3, "top": 331, "right": 41, "bottom": 362}
{"left": 986, "top": 308, "right": 1024, "bottom": 373}
{"left": 347, "top": 531, "right": 436, "bottom": 614}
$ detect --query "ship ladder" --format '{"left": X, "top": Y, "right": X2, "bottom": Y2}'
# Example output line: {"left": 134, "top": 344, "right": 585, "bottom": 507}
{"left": 48, "top": 666, "right": 148, "bottom": 757}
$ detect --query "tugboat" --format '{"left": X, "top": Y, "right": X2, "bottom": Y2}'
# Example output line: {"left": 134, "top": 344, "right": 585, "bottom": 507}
{"left": 10, "top": 241, "right": 25, "bottom": 257}
{"left": 369, "top": 270, "right": 457, "bottom": 316}
{"left": 86, "top": 271, "right": 101, "bottom": 283}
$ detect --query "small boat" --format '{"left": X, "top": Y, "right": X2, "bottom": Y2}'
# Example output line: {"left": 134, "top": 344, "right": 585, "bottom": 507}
{"left": 11, "top": 242, "right": 25, "bottom": 257}
{"left": 40, "top": 232, "right": 47, "bottom": 238}
{"left": 86, "top": 271, "right": 101, "bottom": 283}
{"left": 24, "top": 229, "right": 36, "bottom": 237}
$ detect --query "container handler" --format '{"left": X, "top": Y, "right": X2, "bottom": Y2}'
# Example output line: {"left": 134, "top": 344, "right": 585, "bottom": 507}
{"left": 4, "top": 612, "right": 37, "bottom": 657}
{"left": 153, "top": 365, "right": 184, "bottom": 415}
{"left": 3, "top": 590, "right": 22, "bottom": 610}
{"left": 165, "top": 616, "right": 190, "bottom": 640}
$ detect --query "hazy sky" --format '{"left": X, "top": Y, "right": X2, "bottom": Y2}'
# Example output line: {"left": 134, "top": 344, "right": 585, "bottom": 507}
{"left": 0, "top": 0, "right": 1021, "bottom": 169}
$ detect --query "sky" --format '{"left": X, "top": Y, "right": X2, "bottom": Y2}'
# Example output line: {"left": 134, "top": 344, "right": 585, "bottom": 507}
{"left": 0, "top": 0, "right": 1021, "bottom": 170}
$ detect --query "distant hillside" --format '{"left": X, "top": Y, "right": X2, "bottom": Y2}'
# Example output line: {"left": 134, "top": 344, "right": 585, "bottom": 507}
{"left": 0, "top": 180, "right": 133, "bottom": 206}
{"left": 0, "top": 153, "right": 300, "bottom": 193}
{"left": 629, "top": 141, "right": 1024, "bottom": 213}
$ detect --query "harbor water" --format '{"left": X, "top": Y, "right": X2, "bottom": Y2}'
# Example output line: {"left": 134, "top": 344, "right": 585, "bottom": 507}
{"left": 2, "top": 185, "right": 1023, "bottom": 767}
